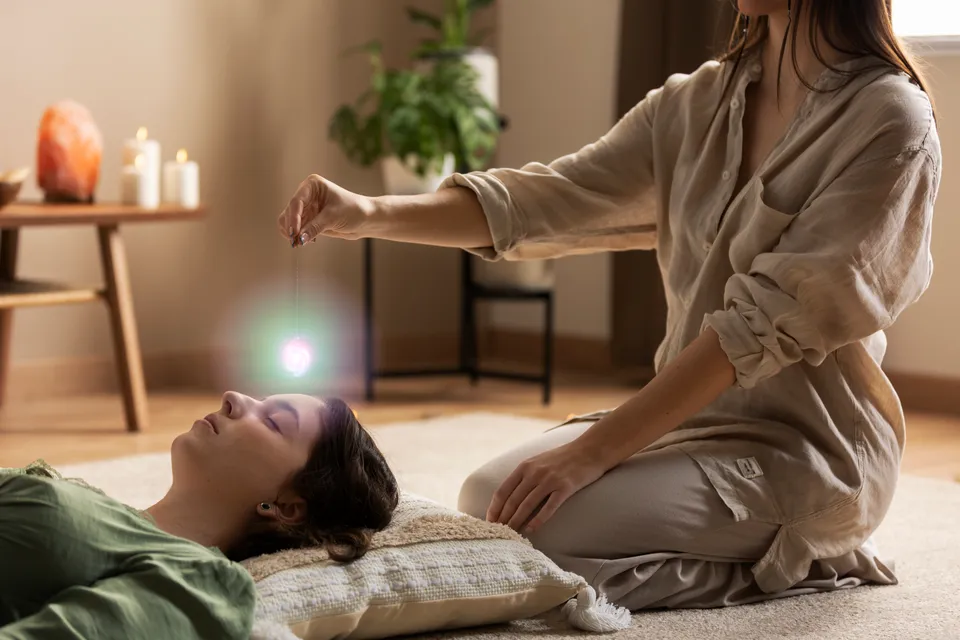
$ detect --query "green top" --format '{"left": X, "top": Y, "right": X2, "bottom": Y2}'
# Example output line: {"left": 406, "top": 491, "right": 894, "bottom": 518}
{"left": 0, "top": 461, "right": 257, "bottom": 639}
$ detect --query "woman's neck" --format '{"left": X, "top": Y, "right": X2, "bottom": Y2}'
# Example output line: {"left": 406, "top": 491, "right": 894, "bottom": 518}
{"left": 146, "top": 486, "right": 249, "bottom": 552}
{"left": 761, "top": 7, "right": 846, "bottom": 102}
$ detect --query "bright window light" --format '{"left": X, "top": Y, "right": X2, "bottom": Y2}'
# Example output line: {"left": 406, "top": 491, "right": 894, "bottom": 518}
{"left": 893, "top": 0, "right": 960, "bottom": 38}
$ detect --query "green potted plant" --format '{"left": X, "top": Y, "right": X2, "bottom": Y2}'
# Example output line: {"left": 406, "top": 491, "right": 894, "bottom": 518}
{"left": 407, "top": 0, "right": 553, "bottom": 291}
{"left": 408, "top": 0, "right": 499, "bottom": 109}
{"left": 328, "top": 40, "right": 499, "bottom": 195}
{"left": 407, "top": 0, "right": 495, "bottom": 57}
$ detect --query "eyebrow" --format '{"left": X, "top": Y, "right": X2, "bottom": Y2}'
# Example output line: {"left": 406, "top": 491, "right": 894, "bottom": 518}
{"left": 269, "top": 399, "right": 301, "bottom": 431}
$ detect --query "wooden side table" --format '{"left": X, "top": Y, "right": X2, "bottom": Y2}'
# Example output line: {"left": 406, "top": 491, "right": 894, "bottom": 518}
{"left": 0, "top": 202, "right": 205, "bottom": 432}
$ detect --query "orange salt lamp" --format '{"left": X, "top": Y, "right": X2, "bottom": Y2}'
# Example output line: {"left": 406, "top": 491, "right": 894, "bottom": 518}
{"left": 36, "top": 100, "right": 103, "bottom": 203}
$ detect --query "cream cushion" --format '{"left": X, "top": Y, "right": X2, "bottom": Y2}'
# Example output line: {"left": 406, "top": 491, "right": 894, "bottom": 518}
{"left": 245, "top": 492, "right": 592, "bottom": 639}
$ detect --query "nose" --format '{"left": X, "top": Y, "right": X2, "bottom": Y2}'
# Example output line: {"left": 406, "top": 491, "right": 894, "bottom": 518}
{"left": 220, "top": 391, "right": 254, "bottom": 419}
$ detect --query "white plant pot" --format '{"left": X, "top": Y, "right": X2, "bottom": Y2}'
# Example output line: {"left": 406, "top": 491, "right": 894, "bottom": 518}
{"left": 381, "top": 154, "right": 455, "bottom": 196}
{"left": 463, "top": 48, "right": 499, "bottom": 108}
{"left": 474, "top": 258, "right": 555, "bottom": 290}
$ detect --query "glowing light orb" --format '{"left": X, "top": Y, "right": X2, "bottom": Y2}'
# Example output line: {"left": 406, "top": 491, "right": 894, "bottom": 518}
{"left": 281, "top": 338, "right": 312, "bottom": 377}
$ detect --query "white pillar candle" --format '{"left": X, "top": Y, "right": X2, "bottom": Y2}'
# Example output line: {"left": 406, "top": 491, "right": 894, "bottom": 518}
{"left": 121, "top": 155, "right": 150, "bottom": 206}
{"left": 162, "top": 149, "right": 200, "bottom": 208}
{"left": 122, "top": 127, "right": 160, "bottom": 208}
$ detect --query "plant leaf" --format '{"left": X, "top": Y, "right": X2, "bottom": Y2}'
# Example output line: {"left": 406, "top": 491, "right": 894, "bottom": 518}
{"left": 406, "top": 7, "right": 442, "bottom": 30}
{"left": 467, "top": 0, "right": 495, "bottom": 12}
{"left": 469, "top": 27, "right": 493, "bottom": 46}
{"left": 413, "top": 40, "right": 442, "bottom": 59}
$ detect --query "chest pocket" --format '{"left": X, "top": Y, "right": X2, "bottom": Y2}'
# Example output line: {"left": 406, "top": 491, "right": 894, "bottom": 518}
{"left": 728, "top": 177, "right": 800, "bottom": 274}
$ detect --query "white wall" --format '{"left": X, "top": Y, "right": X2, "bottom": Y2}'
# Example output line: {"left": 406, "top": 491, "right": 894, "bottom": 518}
{"left": 491, "top": 0, "right": 622, "bottom": 339}
{"left": 884, "top": 53, "right": 960, "bottom": 377}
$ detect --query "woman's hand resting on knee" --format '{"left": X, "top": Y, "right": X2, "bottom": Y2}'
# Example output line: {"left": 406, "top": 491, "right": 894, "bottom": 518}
{"left": 277, "top": 175, "right": 374, "bottom": 246}
{"left": 488, "top": 328, "right": 737, "bottom": 535}
{"left": 487, "top": 441, "right": 609, "bottom": 534}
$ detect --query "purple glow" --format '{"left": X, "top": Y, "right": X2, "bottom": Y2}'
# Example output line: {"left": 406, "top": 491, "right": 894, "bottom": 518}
{"left": 281, "top": 337, "right": 312, "bottom": 377}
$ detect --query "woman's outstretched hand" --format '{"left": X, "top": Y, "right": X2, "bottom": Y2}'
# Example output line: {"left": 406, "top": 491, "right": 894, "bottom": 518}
{"left": 486, "top": 442, "right": 609, "bottom": 535}
{"left": 278, "top": 175, "right": 373, "bottom": 246}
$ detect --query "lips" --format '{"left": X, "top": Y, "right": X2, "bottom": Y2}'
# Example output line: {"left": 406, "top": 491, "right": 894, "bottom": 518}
{"left": 203, "top": 413, "right": 220, "bottom": 434}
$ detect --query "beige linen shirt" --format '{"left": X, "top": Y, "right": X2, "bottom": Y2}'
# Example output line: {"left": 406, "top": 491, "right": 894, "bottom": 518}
{"left": 440, "top": 51, "right": 941, "bottom": 593}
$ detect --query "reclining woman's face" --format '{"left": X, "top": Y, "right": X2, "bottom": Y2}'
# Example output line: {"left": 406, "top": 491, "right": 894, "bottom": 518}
{"left": 171, "top": 391, "right": 325, "bottom": 507}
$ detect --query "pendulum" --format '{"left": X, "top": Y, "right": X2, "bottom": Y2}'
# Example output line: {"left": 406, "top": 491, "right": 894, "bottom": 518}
{"left": 282, "top": 236, "right": 311, "bottom": 377}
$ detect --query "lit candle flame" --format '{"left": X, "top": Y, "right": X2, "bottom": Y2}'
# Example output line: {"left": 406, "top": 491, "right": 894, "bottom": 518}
{"left": 134, "top": 154, "right": 145, "bottom": 170}
{"left": 176, "top": 149, "right": 188, "bottom": 163}
{"left": 136, "top": 127, "right": 148, "bottom": 142}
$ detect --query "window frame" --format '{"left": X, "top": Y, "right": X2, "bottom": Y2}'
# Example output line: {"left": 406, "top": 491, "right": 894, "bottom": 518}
{"left": 902, "top": 35, "right": 960, "bottom": 57}
{"left": 893, "top": 1, "right": 960, "bottom": 55}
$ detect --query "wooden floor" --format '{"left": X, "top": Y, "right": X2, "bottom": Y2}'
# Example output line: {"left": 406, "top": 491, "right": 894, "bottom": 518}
{"left": 1, "top": 375, "right": 958, "bottom": 482}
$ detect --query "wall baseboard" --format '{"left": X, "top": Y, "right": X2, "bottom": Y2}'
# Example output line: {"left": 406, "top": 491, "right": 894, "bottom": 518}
{"left": 885, "top": 371, "right": 960, "bottom": 417}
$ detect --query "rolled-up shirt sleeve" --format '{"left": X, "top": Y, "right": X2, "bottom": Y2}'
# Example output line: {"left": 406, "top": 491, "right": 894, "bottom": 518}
{"left": 439, "top": 83, "right": 667, "bottom": 261}
{"left": 703, "top": 146, "right": 939, "bottom": 389}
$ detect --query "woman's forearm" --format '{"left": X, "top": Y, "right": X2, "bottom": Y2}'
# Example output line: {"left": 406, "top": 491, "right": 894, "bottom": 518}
{"left": 577, "top": 327, "right": 736, "bottom": 468}
{"left": 363, "top": 187, "right": 493, "bottom": 249}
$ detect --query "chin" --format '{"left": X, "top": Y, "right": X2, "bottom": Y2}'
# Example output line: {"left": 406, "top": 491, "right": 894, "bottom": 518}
{"left": 735, "top": 0, "right": 787, "bottom": 16}
{"left": 170, "top": 430, "right": 203, "bottom": 474}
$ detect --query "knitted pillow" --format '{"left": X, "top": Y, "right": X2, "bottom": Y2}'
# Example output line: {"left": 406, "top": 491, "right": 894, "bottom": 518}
{"left": 244, "top": 492, "right": 629, "bottom": 640}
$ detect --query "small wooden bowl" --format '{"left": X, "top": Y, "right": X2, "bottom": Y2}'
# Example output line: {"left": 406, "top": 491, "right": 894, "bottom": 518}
{"left": 0, "top": 168, "right": 29, "bottom": 211}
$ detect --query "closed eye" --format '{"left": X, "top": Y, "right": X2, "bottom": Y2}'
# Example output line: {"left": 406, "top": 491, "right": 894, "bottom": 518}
{"left": 265, "top": 417, "right": 281, "bottom": 433}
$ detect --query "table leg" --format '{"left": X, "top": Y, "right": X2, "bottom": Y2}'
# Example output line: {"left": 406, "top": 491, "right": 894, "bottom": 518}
{"left": 0, "top": 230, "right": 20, "bottom": 407}
{"left": 97, "top": 224, "right": 148, "bottom": 432}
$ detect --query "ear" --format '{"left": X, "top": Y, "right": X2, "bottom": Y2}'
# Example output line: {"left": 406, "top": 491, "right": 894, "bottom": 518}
{"left": 258, "top": 492, "right": 307, "bottom": 526}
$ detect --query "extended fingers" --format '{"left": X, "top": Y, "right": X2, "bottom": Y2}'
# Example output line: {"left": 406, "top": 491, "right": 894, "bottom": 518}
{"left": 278, "top": 176, "right": 322, "bottom": 241}
{"left": 278, "top": 197, "right": 304, "bottom": 241}
{"left": 506, "top": 484, "right": 550, "bottom": 532}
{"left": 486, "top": 467, "right": 524, "bottom": 522}
{"left": 494, "top": 475, "right": 539, "bottom": 528}
{"left": 523, "top": 492, "right": 569, "bottom": 535}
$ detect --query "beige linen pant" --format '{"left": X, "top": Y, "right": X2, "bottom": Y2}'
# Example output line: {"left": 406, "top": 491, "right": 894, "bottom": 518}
{"left": 458, "top": 421, "right": 888, "bottom": 610}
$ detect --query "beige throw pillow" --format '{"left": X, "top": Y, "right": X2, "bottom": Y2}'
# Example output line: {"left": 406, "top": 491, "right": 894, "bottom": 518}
{"left": 245, "top": 492, "right": 630, "bottom": 640}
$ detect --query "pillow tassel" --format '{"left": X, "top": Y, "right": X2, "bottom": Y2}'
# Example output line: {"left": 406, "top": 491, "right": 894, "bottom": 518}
{"left": 561, "top": 586, "right": 631, "bottom": 633}
{"left": 250, "top": 617, "right": 299, "bottom": 640}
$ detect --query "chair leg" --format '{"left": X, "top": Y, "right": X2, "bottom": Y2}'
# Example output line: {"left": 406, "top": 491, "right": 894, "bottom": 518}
{"left": 97, "top": 224, "right": 148, "bottom": 432}
{"left": 0, "top": 230, "right": 20, "bottom": 408}
{"left": 460, "top": 251, "right": 479, "bottom": 384}
{"left": 363, "top": 238, "right": 375, "bottom": 401}
{"left": 543, "top": 293, "right": 554, "bottom": 405}
{"left": 465, "top": 294, "right": 479, "bottom": 385}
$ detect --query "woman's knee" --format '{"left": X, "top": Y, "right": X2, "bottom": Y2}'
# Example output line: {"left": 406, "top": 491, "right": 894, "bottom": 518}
{"left": 457, "top": 465, "right": 500, "bottom": 519}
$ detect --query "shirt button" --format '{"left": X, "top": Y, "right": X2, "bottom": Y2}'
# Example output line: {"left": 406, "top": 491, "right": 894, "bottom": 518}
{"left": 703, "top": 240, "right": 713, "bottom": 252}
{"left": 722, "top": 170, "right": 732, "bottom": 180}
{"left": 731, "top": 98, "right": 740, "bottom": 109}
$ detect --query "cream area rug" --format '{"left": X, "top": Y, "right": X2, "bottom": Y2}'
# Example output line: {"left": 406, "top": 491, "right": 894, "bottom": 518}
{"left": 58, "top": 412, "right": 960, "bottom": 640}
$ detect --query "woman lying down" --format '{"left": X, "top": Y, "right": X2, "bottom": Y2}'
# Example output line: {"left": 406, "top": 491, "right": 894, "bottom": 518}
{"left": 0, "top": 392, "right": 400, "bottom": 639}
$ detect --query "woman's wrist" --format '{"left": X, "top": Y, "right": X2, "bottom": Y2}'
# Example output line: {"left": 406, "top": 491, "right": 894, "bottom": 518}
{"left": 358, "top": 194, "right": 388, "bottom": 240}
{"left": 574, "top": 417, "right": 635, "bottom": 470}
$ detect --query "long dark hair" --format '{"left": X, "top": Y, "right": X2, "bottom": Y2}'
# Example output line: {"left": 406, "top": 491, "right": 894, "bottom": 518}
{"left": 719, "top": 0, "right": 934, "bottom": 114}
{"left": 228, "top": 398, "right": 399, "bottom": 562}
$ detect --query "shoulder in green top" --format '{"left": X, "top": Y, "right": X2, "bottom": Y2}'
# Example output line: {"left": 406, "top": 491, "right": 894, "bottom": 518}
{"left": 0, "top": 460, "right": 257, "bottom": 640}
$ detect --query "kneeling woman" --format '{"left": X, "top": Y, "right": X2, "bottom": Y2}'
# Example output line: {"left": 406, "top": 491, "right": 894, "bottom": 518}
{"left": 277, "top": 0, "right": 940, "bottom": 611}
{"left": 0, "top": 393, "right": 399, "bottom": 638}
